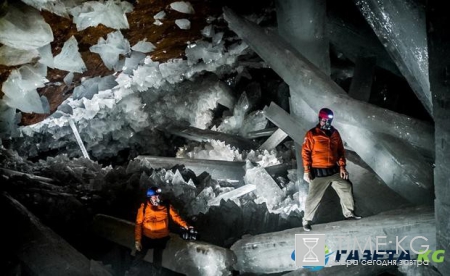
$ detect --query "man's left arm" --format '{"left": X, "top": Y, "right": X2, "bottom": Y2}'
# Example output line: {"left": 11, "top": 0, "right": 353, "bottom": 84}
{"left": 336, "top": 131, "right": 349, "bottom": 180}
{"left": 169, "top": 205, "right": 189, "bottom": 229}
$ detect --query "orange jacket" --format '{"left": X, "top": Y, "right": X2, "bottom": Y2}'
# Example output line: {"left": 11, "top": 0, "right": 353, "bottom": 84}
{"left": 301, "top": 125, "right": 346, "bottom": 172}
{"left": 135, "top": 202, "right": 189, "bottom": 240}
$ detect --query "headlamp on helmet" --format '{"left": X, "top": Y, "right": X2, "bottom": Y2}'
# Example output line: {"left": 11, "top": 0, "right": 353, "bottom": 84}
{"left": 146, "top": 187, "right": 162, "bottom": 197}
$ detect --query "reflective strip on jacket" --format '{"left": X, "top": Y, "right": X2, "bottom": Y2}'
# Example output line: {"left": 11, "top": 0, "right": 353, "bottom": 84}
{"left": 135, "top": 202, "right": 188, "bottom": 240}
{"left": 301, "top": 125, "right": 346, "bottom": 171}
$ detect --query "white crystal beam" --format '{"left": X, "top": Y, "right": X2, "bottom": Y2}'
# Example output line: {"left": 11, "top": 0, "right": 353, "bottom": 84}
{"left": 258, "top": 128, "right": 288, "bottom": 151}
{"left": 231, "top": 206, "right": 434, "bottom": 274}
{"left": 354, "top": 0, "right": 431, "bottom": 116}
{"left": 68, "top": 118, "right": 90, "bottom": 159}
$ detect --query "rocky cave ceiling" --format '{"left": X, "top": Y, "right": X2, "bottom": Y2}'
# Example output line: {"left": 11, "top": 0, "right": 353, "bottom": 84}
{"left": 0, "top": 0, "right": 274, "bottom": 126}
{"left": 0, "top": 0, "right": 432, "bottom": 131}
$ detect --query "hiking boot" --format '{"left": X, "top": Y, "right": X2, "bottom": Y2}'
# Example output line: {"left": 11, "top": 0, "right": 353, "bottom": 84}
{"left": 346, "top": 214, "right": 362, "bottom": 220}
{"left": 303, "top": 223, "right": 312, "bottom": 232}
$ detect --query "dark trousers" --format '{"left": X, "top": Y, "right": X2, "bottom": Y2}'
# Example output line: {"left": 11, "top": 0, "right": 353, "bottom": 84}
{"left": 139, "top": 236, "right": 170, "bottom": 266}
{"left": 128, "top": 236, "right": 170, "bottom": 276}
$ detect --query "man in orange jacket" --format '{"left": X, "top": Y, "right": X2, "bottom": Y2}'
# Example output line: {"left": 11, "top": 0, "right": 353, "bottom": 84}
{"left": 134, "top": 187, "right": 192, "bottom": 267}
{"left": 301, "top": 108, "right": 361, "bottom": 231}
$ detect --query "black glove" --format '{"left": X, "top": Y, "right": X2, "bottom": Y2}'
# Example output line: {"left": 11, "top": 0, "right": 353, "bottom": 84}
{"left": 181, "top": 226, "right": 198, "bottom": 240}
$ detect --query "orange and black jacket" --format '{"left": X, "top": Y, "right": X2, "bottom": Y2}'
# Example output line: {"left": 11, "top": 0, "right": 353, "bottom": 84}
{"left": 135, "top": 202, "right": 189, "bottom": 241}
{"left": 301, "top": 125, "right": 346, "bottom": 172}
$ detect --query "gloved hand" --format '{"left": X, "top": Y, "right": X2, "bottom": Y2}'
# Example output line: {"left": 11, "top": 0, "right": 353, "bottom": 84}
{"left": 189, "top": 226, "right": 196, "bottom": 234}
{"left": 340, "top": 167, "right": 349, "bottom": 180}
{"left": 188, "top": 226, "right": 198, "bottom": 240}
{"left": 181, "top": 227, "right": 190, "bottom": 240}
{"left": 135, "top": 240, "right": 142, "bottom": 251}
{"left": 303, "top": 172, "right": 312, "bottom": 183}
{"left": 181, "top": 226, "right": 198, "bottom": 240}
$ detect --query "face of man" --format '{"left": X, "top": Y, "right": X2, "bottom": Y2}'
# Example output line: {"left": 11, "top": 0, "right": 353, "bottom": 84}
{"left": 149, "top": 195, "right": 161, "bottom": 206}
{"left": 320, "top": 118, "right": 332, "bottom": 130}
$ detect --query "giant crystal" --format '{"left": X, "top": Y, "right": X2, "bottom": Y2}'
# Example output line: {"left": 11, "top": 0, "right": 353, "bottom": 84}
{"left": 354, "top": 0, "right": 431, "bottom": 116}
{"left": 263, "top": 103, "right": 307, "bottom": 144}
{"left": 21, "top": 0, "right": 71, "bottom": 18}
{"left": 208, "top": 184, "right": 256, "bottom": 206}
{"left": 0, "top": 4, "right": 53, "bottom": 50}
{"left": 137, "top": 155, "right": 246, "bottom": 185}
{"left": 131, "top": 40, "right": 156, "bottom": 53}
{"left": 246, "top": 128, "right": 277, "bottom": 139}
{"left": 244, "top": 161, "right": 284, "bottom": 211}
{"left": 327, "top": 10, "right": 401, "bottom": 76}
{"left": 275, "top": 0, "right": 329, "bottom": 74}
{"left": 0, "top": 45, "right": 39, "bottom": 66}
{"left": 231, "top": 206, "right": 434, "bottom": 274}
{"left": 2, "top": 63, "right": 47, "bottom": 114}
{"left": 37, "top": 43, "right": 54, "bottom": 68}
{"left": 216, "top": 92, "right": 268, "bottom": 137}
{"left": 123, "top": 51, "right": 146, "bottom": 75}
{"left": 258, "top": 128, "right": 288, "bottom": 151}
{"left": 70, "top": 0, "right": 134, "bottom": 31}
{"left": 170, "top": 1, "right": 195, "bottom": 14}
{"left": 54, "top": 36, "right": 86, "bottom": 73}
{"left": 336, "top": 116, "right": 433, "bottom": 205}
{"left": 175, "top": 19, "right": 191, "bottom": 30}
{"left": 90, "top": 31, "right": 131, "bottom": 70}
{"left": 163, "top": 124, "right": 257, "bottom": 151}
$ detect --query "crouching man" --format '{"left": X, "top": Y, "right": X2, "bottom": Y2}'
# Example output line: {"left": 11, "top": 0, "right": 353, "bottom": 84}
{"left": 130, "top": 187, "right": 193, "bottom": 274}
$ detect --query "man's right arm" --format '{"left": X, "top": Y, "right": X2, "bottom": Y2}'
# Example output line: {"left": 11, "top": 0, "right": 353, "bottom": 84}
{"left": 135, "top": 204, "right": 144, "bottom": 250}
{"left": 302, "top": 132, "right": 313, "bottom": 183}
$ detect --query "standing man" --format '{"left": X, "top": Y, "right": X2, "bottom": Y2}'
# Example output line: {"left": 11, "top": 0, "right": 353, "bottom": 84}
{"left": 301, "top": 108, "right": 361, "bottom": 231}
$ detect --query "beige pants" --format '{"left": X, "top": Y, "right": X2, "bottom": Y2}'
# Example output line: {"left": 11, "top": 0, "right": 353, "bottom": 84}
{"left": 303, "top": 173, "right": 355, "bottom": 224}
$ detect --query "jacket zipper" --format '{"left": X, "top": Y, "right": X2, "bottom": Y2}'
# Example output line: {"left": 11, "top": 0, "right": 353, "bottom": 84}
{"left": 328, "top": 135, "right": 330, "bottom": 165}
